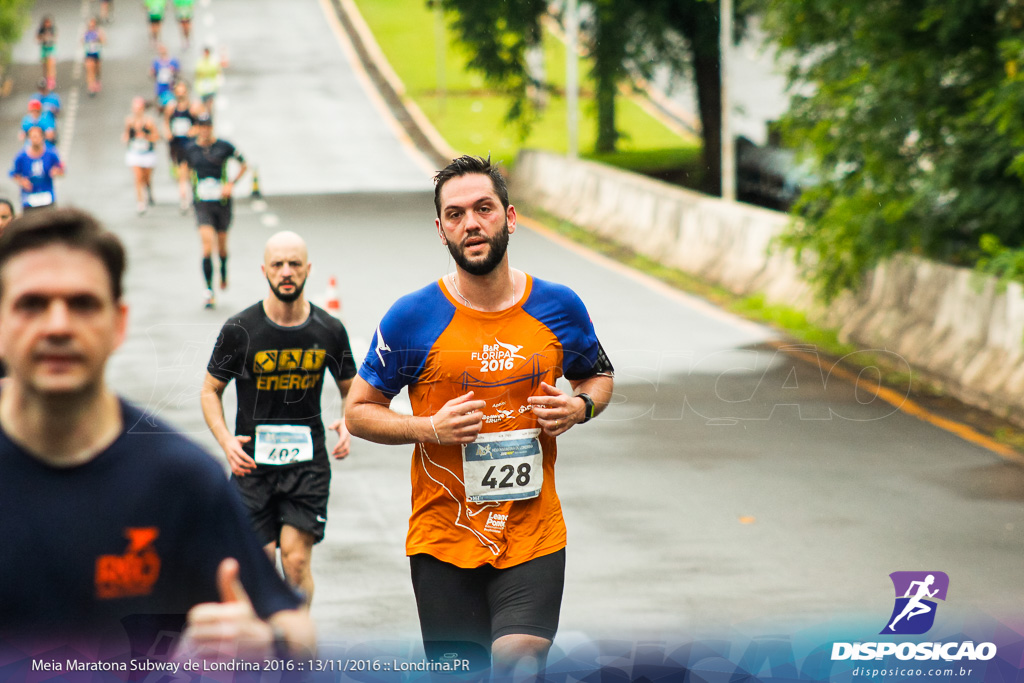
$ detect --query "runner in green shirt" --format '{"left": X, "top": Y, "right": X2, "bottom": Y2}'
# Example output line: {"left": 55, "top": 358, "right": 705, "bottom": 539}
{"left": 145, "top": 0, "right": 165, "bottom": 45}
{"left": 174, "top": 0, "right": 195, "bottom": 48}
{"left": 195, "top": 45, "right": 223, "bottom": 111}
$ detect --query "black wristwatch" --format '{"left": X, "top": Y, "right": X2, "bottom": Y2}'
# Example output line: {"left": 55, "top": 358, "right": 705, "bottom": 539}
{"left": 577, "top": 393, "right": 596, "bottom": 424}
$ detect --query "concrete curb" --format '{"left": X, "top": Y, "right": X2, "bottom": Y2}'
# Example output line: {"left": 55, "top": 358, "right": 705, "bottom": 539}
{"left": 327, "top": 0, "right": 457, "bottom": 168}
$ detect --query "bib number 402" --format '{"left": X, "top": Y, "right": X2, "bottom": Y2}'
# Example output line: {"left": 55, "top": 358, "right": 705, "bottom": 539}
{"left": 481, "top": 463, "right": 532, "bottom": 490}
{"left": 264, "top": 447, "right": 301, "bottom": 463}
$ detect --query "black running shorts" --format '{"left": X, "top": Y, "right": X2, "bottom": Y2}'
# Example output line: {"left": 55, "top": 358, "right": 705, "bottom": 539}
{"left": 231, "top": 463, "right": 330, "bottom": 545}
{"left": 409, "top": 549, "right": 566, "bottom": 666}
{"left": 194, "top": 200, "right": 231, "bottom": 232}
{"left": 169, "top": 139, "right": 190, "bottom": 165}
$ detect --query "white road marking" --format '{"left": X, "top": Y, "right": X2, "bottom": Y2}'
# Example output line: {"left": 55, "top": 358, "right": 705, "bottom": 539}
{"left": 317, "top": 0, "right": 436, "bottom": 177}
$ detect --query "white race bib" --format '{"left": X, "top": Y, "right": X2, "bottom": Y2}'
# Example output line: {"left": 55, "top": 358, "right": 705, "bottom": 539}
{"left": 195, "top": 177, "right": 223, "bottom": 201}
{"left": 85, "top": 41, "right": 101, "bottom": 54}
{"left": 254, "top": 425, "right": 314, "bottom": 466}
{"left": 196, "top": 78, "right": 215, "bottom": 96}
{"left": 170, "top": 117, "right": 192, "bottom": 137}
{"left": 129, "top": 138, "right": 151, "bottom": 153}
{"left": 462, "top": 428, "right": 543, "bottom": 503}
{"left": 26, "top": 191, "right": 54, "bottom": 208}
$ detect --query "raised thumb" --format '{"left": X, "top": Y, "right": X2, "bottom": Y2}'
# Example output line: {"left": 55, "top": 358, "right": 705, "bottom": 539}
{"left": 216, "top": 557, "right": 251, "bottom": 605}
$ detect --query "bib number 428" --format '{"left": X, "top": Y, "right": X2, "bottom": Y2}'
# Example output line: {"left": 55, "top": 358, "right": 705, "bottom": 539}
{"left": 481, "top": 463, "right": 532, "bottom": 490}
{"left": 462, "top": 428, "right": 543, "bottom": 503}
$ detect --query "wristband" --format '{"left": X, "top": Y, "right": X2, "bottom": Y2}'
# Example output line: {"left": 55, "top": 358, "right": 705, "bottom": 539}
{"left": 577, "top": 393, "right": 596, "bottom": 423}
{"left": 429, "top": 415, "right": 441, "bottom": 444}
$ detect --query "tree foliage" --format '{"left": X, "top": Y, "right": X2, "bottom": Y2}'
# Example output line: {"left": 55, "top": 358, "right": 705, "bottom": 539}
{"left": 758, "top": 0, "right": 1024, "bottom": 300}
{"left": 437, "top": 0, "right": 728, "bottom": 188}
{"left": 433, "top": 0, "right": 549, "bottom": 135}
{"left": 0, "top": 0, "right": 32, "bottom": 71}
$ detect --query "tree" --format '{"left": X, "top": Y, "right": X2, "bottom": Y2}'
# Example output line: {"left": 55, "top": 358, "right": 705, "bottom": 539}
{"left": 758, "top": 0, "right": 1024, "bottom": 300}
{"left": 437, "top": 0, "right": 733, "bottom": 193}
{"left": 0, "top": 0, "right": 32, "bottom": 75}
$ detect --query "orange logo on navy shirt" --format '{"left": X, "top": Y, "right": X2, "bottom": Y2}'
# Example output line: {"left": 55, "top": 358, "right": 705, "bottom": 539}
{"left": 95, "top": 527, "right": 161, "bottom": 599}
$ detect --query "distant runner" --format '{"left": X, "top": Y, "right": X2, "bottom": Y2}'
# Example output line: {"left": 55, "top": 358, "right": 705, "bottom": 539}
{"left": 29, "top": 79, "right": 61, "bottom": 119}
{"left": 37, "top": 16, "right": 57, "bottom": 89}
{"left": 146, "top": 0, "right": 166, "bottom": 44}
{"left": 10, "top": 127, "right": 64, "bottom": 213}
{"left": 173, "top": 0, "right": 195, "bottom": 48}
{"left": 164, "top": 80, "right": 199, "bottom": 212}
{"left": 195, "top": 45, "right": 224, "bottom": 112}
{"left": 181, "top": 113, "right": 247, "bottom": 307}
{"left": 83, "top": 16, "right": 106, "bottom": 96}
{"left": 19, "top": 100, "right": 57, "bottom": 144}
{"left": 151, "top": 43, "right": 179, "bottom": 109}
{"left": 123, "top": 96, "right": 159, "bottom": 214}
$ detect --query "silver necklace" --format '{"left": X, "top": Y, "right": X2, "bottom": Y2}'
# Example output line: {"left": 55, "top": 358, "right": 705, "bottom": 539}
{"left": 449, "top": 271, "right": 517, "bottom": 310}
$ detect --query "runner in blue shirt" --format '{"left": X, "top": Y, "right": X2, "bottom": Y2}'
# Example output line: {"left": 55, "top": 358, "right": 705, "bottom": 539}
{"left": 19, "top": 100, "right": 57, "bottom": 144}
{"left": 151, "top": 43, "right": 179, "bottom": 108}
{"left": 29, "top": 79, "right": 61, "bottom": 118}
{"left": 83, "top": 16, "right": 106, "bottom": 96}
{"left": 9, "top": 127, "right": 64, "bottom": 212}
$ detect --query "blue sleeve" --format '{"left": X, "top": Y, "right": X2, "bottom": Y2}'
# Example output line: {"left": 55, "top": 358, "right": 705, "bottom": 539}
{"left": 523, "top": 278, "right": 601, "bottom": 380}
{"left": 358, "top": 283, "right": 455, "bottom": 399}
{"left": 9, "top": 154, "right": 25, "bottom": 178}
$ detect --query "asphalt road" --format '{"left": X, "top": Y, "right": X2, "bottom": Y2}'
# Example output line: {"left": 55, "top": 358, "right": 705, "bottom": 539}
{"left": 2, "top": 0, "right": 1023, "bottom": 662}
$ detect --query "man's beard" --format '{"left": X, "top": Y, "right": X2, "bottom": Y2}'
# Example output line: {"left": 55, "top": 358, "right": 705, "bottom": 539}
{"left": 446, "top": 220, "right": 510, "bottom": 276}
{"left": 268, "top": 277, "right": 306, "bottom": 303}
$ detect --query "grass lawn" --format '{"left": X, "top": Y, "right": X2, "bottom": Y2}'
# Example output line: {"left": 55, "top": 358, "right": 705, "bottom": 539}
{"left": 352, "top": 0, "right": 700, "bottom": 170}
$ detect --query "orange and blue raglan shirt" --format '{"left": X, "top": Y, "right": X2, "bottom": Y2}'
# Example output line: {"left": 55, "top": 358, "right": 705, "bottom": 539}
{"left": 359, "top": 274, "right": 604, "bottom": 569}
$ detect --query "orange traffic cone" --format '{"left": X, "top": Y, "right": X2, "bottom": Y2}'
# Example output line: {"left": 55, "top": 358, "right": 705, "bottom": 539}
{"left": 326, "top": 276, "right": 341, "bottom": 313}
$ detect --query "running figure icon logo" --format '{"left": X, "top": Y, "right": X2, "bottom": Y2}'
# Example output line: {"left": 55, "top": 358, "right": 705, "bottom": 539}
{"left": 880, "top": 571, "right": 949, "bottom": 635}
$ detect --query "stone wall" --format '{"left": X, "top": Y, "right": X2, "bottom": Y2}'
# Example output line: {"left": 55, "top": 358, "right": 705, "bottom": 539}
{"left": 511, "top": 149, "right": 1024, "bottom": 425}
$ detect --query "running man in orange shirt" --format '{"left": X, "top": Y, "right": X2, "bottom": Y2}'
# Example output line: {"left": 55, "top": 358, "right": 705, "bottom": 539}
{"left": 346, "top": 155, "right": 614, "bottom": 678}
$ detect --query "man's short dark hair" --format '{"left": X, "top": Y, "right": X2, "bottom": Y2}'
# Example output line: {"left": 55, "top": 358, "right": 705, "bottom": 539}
{"left": 433, "top": 155, "right": 509, "bottom": 219}
{"left": 0, "top": 207, "right": 126, "bottom": 301}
